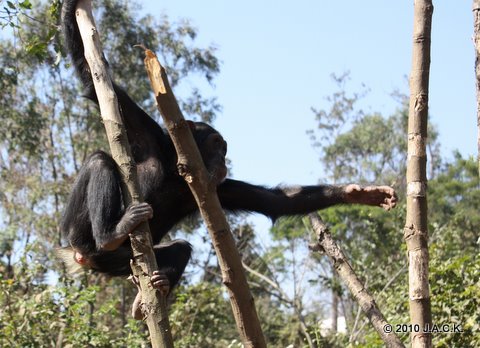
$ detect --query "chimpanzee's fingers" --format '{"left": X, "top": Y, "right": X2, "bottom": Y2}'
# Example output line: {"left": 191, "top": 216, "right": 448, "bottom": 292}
{"left": 128, "top": 203, "right": 154, "bottom": 219}
{"left": 380, "top": 196, "right": 397, "bottom": 210}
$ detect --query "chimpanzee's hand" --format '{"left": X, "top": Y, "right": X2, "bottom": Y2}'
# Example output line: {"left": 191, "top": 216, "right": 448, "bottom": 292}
{"left": 343, "top": 184, "right": 397, "bottom": 211}
{"left": 116, "top": 202, "right": 153, "bottom": 236}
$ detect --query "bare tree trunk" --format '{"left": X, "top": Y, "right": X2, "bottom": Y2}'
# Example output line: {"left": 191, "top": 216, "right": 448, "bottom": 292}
{"left": 142, "top": 49, "right": 266, "bottom": 348}
{"left": 121, "top": 283, "right": 127, "bottom": 329}
{"left": 473, "top": 0, "right": 480, "bottom": 179}
{"left": 308, "top": 213, "right": 404, "bottom": 348}
{"left": 75, "top": 1, "right": 173, "bottom": 347}
{"left": 331, "top": 272, "right": 338, "bottom": 333}
{"left": 405, "top": 1, "right": 433, "bottom": 347}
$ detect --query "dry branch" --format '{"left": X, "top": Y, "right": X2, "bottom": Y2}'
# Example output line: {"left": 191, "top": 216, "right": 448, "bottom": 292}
{"left": 308, "top": 213, "right": 404, "bottom": 348}
{"left": 142, "top": 49, "right": 266, "bottom": 348}
{"left": 405, "top": 1, "right": 433, "bottom": 347}
{"left": 75, "top": 1, "right": 173, "bottom": 347}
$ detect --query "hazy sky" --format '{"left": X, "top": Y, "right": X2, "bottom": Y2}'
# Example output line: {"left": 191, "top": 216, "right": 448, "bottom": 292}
{"left": 141, "top": 1, "right": 475, "bottom": 190}
{"left": 139, "top": 1, "right": 477, "bottom": 236}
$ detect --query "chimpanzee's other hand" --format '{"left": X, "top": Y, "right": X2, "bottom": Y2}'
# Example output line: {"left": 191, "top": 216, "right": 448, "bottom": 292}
{"left": 344, "top": 184, "right": 397, "bottom": 211}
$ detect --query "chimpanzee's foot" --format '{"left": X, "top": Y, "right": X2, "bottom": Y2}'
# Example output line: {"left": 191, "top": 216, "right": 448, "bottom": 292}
{"left": 344, "top": 184, "right": 397, "bottom": 210}
{"left": 150, "top": 270, "right": 170, "bottom": 295}
{"left": 129, "top": 270, "right": 170, "bottom": 294}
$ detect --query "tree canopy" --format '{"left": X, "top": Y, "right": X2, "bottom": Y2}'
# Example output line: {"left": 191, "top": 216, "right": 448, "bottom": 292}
{"left": 0, "top": 1, "right": 478, "bottom": 347}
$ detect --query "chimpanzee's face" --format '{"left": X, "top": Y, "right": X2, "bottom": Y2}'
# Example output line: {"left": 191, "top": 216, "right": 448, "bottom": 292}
{"left": 191, "top": 122, "right": 228, "bottom": 184}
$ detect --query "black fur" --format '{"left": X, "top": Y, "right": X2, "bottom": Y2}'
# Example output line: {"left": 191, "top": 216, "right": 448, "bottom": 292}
{"left": 61, "top": 0, "right": 350, "bottom": 286}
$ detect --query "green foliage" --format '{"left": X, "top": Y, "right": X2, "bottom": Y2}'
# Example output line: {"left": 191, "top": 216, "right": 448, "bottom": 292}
{"left": 429, "top": 153, "right": 480, "bottom": 250}
{"left": 428, "top": 155, "right": 480, "bottom": 346}
{"left": 0, "top": 0, "right": 225, "bottom": 346}
{"left": 1, "top": 0, "right": 478, "bottom": 345}
{"left": 309, "top": 72, "right": 406, "bottom": 184}
{"left": 298, "top": 73, "right": 477, "bottom": 347}
{"left": 1, "top": 0, "right": 32, "bottom": 28}
{"left": 2, "top": 1, "right": 61, "bottom": 61}
{"left": 356, "top": 155, "right": 480, "bottom": 347}
{"left": 255, "top": 295, "right": 302, "bottom": 347}
{"left": 97, "top": 0, "right": 221, "bottom": 122}
{"left": 323, "top": 113, "right": 406, "bottom": 183}
{"left": 170, "top": 282, "right": 238, "bottom": 347}
{"left": 0, "top": 246, "right": 149, "bottom": 347}
{"left": 271, "top": 216, "right": 307, "bottom": 241}
{"left": 309, "top": 72, "right": 367, "bottom": 143}
{"left": 309, "top": 74, "right": 440, "bottom": 184}
{"left": 0, "top": 42, "right": 46, "bottom": 157}
{"left": 430, "top": 253, "right": 480, "bottom": 347}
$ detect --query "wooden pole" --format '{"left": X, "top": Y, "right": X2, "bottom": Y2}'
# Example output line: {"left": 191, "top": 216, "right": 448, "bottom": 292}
{"left": 75, "top": 1, "right": 173, "bottom": 347}
{"left": 405, "top": 1, "right": 433, "bottom": 347}
{"left": 473, "top": 0, "right": 480, "bottom": 179}
{"left": 142, "top": 48, "right": 267, "bottom": 348}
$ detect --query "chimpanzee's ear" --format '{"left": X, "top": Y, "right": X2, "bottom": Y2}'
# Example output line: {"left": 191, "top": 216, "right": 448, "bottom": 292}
{"left": 186, "top": 120, "right": 196, "bottom": 132}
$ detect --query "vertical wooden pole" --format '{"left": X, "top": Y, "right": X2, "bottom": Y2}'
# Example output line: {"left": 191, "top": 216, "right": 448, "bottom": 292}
{"left": 473, "top": 0, "right": 480, "bottom": 179}
{"left": 404, "top": 1, "right": 433, "bottom": 347}
{"left": 75, "top": 1, "right": 173, "bottom": 347}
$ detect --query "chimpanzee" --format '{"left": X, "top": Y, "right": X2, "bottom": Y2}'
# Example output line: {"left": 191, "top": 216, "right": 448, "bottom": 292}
{"left": 59, "top": 0, "right": 397, "bottom": 293}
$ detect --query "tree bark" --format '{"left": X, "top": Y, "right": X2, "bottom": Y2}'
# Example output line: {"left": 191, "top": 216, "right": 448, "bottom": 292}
{"left": 473, "top": 0, "right": 480, "bottom": 179}
{"left": 331, "top": 272, "right": 338, "bottom": 333}
{"left": 405, "top": 1, "right": 433, "bottom": 347}
{"left": 75, "top": 1, "right": 173, "bottom": 347}
{"left": 308, "top": 213, "right": 404, "bottom": 348}
{"left": 142, "top": 49, "right": 266, "bottom": 348}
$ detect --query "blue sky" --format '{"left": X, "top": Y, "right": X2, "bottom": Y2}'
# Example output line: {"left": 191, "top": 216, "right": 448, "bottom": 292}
{"left": 140, "top": 1, "right": 476, "bottom": 236}
{"left": 141, "top": 1, "right": 475, "bottom": 190}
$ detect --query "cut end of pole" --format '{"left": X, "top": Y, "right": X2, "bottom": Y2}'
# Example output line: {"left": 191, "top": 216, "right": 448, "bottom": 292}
{"left": 145, "top": 49, "right": 156, "bottom": 59}
{"left": 133, "top": 44, "right": 158, "bottom": 61}
{"left": 142, "top": 47, "right": 167, "bottom": 95}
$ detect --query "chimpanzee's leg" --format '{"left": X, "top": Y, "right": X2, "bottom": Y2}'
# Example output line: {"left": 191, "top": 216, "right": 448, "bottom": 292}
{"left": 61, "top": 151, "right": 122, "bottom": 253}
{"left": 83, "top": 151, "right": 124, "bottom": 246}
{"left": 90, "top": 240, "right": 192, "bottom": 282}
{"left": 84, "top": 151, "right": 154, "bottom": 251}
{"left": 63, "top": 151, "right": 152, "bottom": 254}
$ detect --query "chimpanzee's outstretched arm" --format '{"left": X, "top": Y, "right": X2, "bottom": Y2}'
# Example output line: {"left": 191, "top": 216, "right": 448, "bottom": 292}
{"left": 217, "top": 179, "right": 397, "bottom": 221}
{"left": 217, "top": 179, "right": 345, "bottom": 220}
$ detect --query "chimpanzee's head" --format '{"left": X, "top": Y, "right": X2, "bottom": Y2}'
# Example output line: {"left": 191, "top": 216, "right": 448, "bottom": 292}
{"left": 188, "top": 121, "right": 228, "bottom": 184}
{"left": 56, "top": 246, "right": 132, "bottom": 277}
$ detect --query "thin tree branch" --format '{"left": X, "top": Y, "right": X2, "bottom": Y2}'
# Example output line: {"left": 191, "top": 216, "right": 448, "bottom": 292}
{"left": 308, "top": 213, "right": 405, "bottom": 348}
